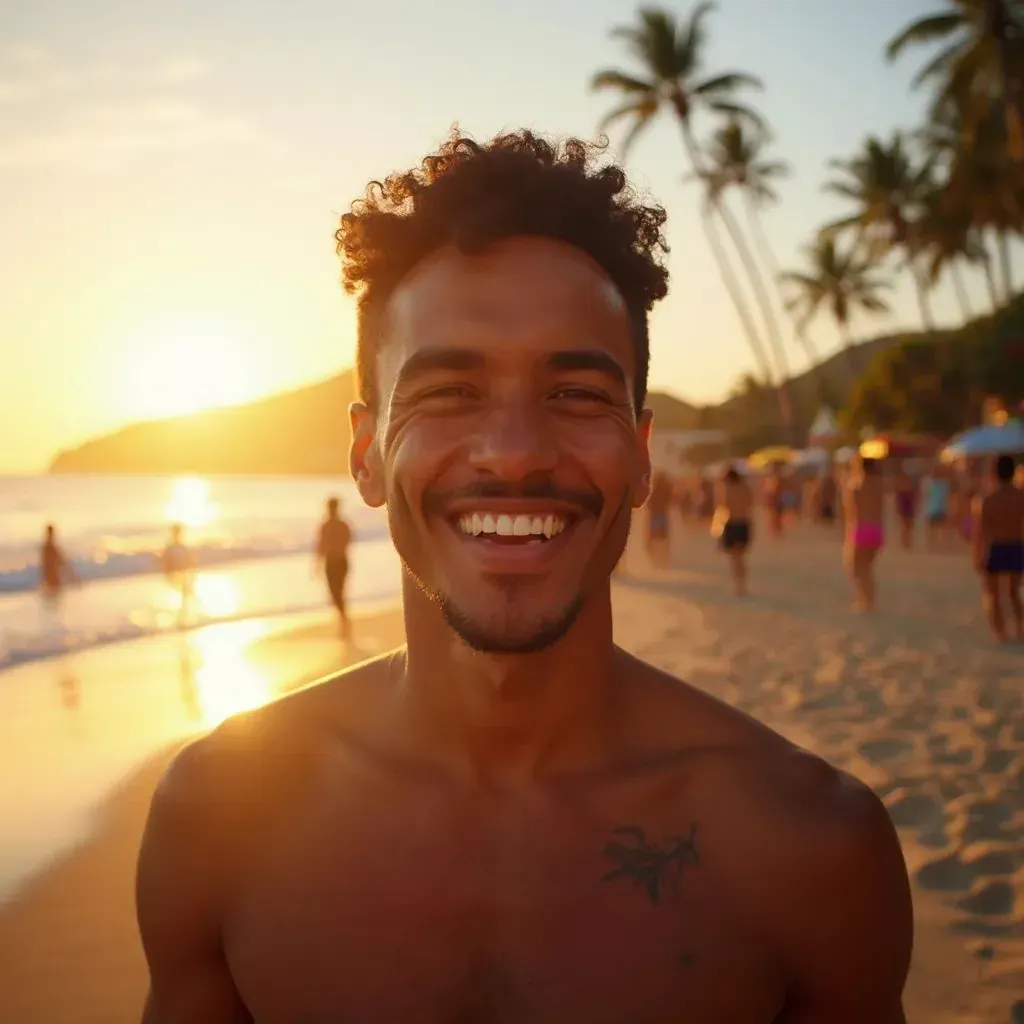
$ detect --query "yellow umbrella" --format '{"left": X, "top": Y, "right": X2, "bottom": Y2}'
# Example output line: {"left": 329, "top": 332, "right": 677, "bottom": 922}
{"left": 747, "top": 446, "right": 795, "bottom": 470}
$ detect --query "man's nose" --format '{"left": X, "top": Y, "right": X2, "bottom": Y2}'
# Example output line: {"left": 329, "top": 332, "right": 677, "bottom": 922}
{"left": 466, "top": 402, "right": 558, "bottom": 479}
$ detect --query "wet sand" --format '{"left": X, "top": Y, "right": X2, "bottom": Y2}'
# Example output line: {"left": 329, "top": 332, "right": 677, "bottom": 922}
{"left": 0, "top": 518, "right": 1021, "bottom": 1022}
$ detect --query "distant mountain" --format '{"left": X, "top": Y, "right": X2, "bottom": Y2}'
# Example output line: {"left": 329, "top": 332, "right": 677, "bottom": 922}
{"left": 49, "top": 371, "right": 701, "bottom": 475}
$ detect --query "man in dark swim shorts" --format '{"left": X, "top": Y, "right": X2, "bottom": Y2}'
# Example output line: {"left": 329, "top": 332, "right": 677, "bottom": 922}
{"left": 974, "top": 455, "right": 1024, "bottom": 642}
{"left": 713, "top": 466, "right": 754, "bottom": 596}
{"left": 316, "top": 496, "right": 353, "bottom": 639}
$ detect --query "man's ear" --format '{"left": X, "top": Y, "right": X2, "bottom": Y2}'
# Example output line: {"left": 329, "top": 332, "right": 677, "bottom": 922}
{"left": 633, "top": 408, "right": 654, "bottom": 508}
{"left": 349, "top": 402, "right": 386, "bottom": 508}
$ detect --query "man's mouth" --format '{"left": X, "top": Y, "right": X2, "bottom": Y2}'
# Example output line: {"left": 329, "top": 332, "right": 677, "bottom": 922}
{"left": 454, "top": 512, "right": 570, "bottom": 544}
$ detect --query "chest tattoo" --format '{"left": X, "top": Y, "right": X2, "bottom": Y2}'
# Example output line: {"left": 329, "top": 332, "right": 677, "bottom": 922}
{"left": 600, "top": 823, "right": 699, "bottom": 906}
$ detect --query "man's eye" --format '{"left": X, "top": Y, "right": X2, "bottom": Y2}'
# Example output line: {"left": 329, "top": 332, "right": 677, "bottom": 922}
{"left": 551, "top": 387, "right": 609, "bottom": 403}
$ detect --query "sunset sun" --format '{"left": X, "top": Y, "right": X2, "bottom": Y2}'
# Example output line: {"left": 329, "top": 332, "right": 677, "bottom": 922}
{"left": 126, "top": 328, "right": 255, "bottom": 419}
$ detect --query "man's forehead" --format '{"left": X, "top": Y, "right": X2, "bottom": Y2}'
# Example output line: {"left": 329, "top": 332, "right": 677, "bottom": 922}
{"left": 385, "top": 238, "right": 628, "bottom": 328}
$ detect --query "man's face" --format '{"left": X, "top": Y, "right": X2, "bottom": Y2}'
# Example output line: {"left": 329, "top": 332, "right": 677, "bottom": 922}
{"left": 350, "top": 237, "right": 652, "bottom": 654}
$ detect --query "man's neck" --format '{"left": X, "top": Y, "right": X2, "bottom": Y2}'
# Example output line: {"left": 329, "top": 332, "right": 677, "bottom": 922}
{"left": 398, "top": 579, "right": 621, "bottom": 785}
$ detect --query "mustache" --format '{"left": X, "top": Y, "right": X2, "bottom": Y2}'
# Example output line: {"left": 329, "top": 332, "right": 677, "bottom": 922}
{"left": 423, "top": 479, "right": 604, "bottom": 518}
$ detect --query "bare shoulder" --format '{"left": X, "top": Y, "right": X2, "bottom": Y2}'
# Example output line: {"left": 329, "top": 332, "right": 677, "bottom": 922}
{"left": 149, "top": 649, "right": 401, "bottom": 838}
{"left": 713, "top": 732, "right": 912, "bottom": 1016}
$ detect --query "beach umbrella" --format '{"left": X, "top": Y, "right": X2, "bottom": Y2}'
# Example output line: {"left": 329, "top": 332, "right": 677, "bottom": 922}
{"left": 942, "top": 421, "right": 1024, "bottom": 461}
{"left": 808, "top": 407, "right": 839, "bottom": 447}
{"left": 747, "top": 446, "right": 795, "bottom": 470}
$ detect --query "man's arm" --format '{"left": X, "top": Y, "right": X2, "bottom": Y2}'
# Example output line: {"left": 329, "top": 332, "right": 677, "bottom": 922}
{"left": 137, "top": 740, "right": 252, "bottom": 1023}
{"left": 775, "top": 775, "right": 913, "bottom": 1023}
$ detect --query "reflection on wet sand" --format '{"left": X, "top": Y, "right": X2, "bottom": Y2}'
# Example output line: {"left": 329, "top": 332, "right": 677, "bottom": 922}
{"left": 0, "top": 601, "right": 347, "bottom": 901}
{"left": 178, "top": 619, "right": 276, "bottom": 729}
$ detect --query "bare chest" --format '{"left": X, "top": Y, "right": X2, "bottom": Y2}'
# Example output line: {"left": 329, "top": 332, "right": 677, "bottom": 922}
{"left": 224, "top": 802, "right": 783, "bottom": 1023}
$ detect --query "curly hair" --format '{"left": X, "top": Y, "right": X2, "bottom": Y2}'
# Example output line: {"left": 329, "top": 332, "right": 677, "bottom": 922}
{"left": 335, "top": 129, "right": 669, "bottom": 412}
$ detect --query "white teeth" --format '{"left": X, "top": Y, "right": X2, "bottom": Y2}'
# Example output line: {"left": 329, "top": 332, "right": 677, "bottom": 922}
{"left": 456, "top": 512, "right": 568, "bottom": 538}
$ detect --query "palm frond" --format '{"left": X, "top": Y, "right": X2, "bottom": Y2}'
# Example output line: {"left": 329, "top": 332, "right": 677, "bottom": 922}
{"left": 591, "top": 69, "right": 656, "bottom": 95}
{"left": 885, "top": 11, "right": 965, "bottom": 61}
{"left": 691, "top": 71, "right": 763, "bottom": 96}
{"left": 706, "top": 100, "right": 767, "bottom": 133}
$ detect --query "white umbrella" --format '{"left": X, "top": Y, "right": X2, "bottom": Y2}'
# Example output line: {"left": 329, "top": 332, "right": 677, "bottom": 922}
{"left": 808, "top": 407, "right": 839, "bottom": 446}
{"left": 942, "top": 421, "right": 1024, "bottom": 460}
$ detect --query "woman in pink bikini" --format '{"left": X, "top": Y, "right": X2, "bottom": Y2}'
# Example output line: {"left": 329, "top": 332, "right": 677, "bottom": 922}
{"left": 843, "top": 456, "right": 886, "bottom": 611}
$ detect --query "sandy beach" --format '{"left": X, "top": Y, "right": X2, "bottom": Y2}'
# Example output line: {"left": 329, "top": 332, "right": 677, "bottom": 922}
{"left": 0, "top": 519, "right": 1021, "bottom": 1023}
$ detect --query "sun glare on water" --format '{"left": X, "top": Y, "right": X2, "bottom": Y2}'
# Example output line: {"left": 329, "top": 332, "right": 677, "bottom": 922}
{"left": 165, "top": 477, "right": 217, "bottom": 528}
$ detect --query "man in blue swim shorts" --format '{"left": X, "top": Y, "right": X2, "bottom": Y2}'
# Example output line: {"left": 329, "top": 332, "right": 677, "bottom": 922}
{"left": 974, "top": 454, "right": 1024, "bottom": 642}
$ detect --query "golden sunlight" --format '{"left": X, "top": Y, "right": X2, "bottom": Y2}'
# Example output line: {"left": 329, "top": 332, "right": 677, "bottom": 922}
{"left": 165, "top": 476, "right": 217, "bottom": 527}
{"left": 126, "top": 327, "right": 255, "bottom": 418}
{"left": 187, "top": 620, "right": 274, "bottom": 728}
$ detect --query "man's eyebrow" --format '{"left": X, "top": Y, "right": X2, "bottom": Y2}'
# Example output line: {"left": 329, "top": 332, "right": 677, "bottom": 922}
{"left": 394, "top": 347, "right": 486, "bottom": 388}
{"left": 546, "top": 349, "right": 628, "bottom": 387}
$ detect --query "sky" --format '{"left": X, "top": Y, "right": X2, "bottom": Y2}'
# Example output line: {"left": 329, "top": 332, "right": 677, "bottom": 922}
{"left": 0, "top": 0, "right": 972, "bottom": 472}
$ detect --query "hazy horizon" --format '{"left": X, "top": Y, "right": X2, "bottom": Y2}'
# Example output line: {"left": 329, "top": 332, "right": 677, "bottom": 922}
{"left": 2, "top": 0, "right": 992, "bottom": 471}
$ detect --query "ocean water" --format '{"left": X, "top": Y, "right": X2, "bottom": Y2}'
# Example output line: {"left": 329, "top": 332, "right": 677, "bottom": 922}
{"left": 0, "top": 474, "right": 402, "bottom": 672}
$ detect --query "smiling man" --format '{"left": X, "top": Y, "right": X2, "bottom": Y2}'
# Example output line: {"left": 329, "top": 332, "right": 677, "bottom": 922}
{"left": 136, "top": 130, "right": 913, "bottom": 1023}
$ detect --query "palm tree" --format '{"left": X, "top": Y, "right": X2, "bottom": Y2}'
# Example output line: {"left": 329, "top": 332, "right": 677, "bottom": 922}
{"left": 823, "top": 132, "right": 937, "bottom": 329}
{"left": 780, "top": 237, "right": 892, "bottom": 380}
{"left": 922, "top": 94, "right": 1023, "bottom": 301}
{"left": 915, "top": 186, "right": 989, "bottom": 317}
{"left": 886, "top": 0, "right": 1024, "bottom": 162}
{"left": 694, "top": 120, "right": 828, "bottom": 391}
{"left": 590, "top": 4, "right": 794, "bottom": 428}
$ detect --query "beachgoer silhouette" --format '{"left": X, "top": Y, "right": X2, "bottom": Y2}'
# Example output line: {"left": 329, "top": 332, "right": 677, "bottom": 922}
{"left": 162, "top": 522, "right": 194, "bottom": 623}
{"left": 316, "top": 496, "right": 352, "bottom": 639}
{"left": 973, "top": 454, "right": 1024, "bottom": 643}
{"left": 39, "top": 523, "right": 78, "bottom": 606}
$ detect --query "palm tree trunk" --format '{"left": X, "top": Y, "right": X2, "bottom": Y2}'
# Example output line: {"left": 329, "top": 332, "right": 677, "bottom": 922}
{"left": 699, "top": 204, "right": 775, "bottom": 386}
{"left": 998, "top": 230, "right": 1015, "bottom": 300}
{"left": 910, "top": 262, "right": 936, "bottom": 331}
{"left": 673, "top": 115, "right": 796, "bottom": 441}
{"left": 711, "top": 195, "right": 798, "bottom": 442}
{"left": 950, "top": 262, "right": 973, "bottom": 321}
{"left": 745, "top": 194, "right": 830, "bottom": 406}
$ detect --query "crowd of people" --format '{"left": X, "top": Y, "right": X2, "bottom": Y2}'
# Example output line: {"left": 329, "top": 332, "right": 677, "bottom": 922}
{"left": 641, "top": 452, "right": 1024, "bottom": 643}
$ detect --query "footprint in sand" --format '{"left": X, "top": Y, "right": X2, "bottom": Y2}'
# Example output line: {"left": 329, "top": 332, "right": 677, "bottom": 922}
{"left": 962, "top": 844, "right": 1020, "bottom": 877}
{"left": 979, "top": 746, "right": 1017, "bottom": 775}
{"left": 885, "top": 789, "right": 946, "bottom": 832}
{"left": 957, "top": 879, "right": 1016, "bottom": 917}
{"left": 915, "top": 851, "right": 975, "bottom": 893}
{"left": 957, "top": 798, "right": 1014, "bottom": 845}
{"left": 858, "top": 737, "right": 914, "bottom": 766}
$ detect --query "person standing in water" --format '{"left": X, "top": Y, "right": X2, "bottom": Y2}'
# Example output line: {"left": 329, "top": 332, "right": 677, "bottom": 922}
{"left": 39, "top": 523, "right": 78, "bottom": 607}
{"left": 316, "top": 496, "right": 352, "bottom": 639}
{"left": 162, "top": 523, "right": 195, "bottom": 624}
{"left": 713, "top": 465, "right": 754, "bottom": 596}
{"left": 973, "top": 454, "right": 1024, "bottom": 642}
{"left": 843, "top": 456, "right": 885, "bottom": 612}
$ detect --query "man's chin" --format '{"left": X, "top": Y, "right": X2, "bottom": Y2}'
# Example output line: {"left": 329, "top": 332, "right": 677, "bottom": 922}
{"left": 439, "top": 595, "right": 585, "bottom": 655}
